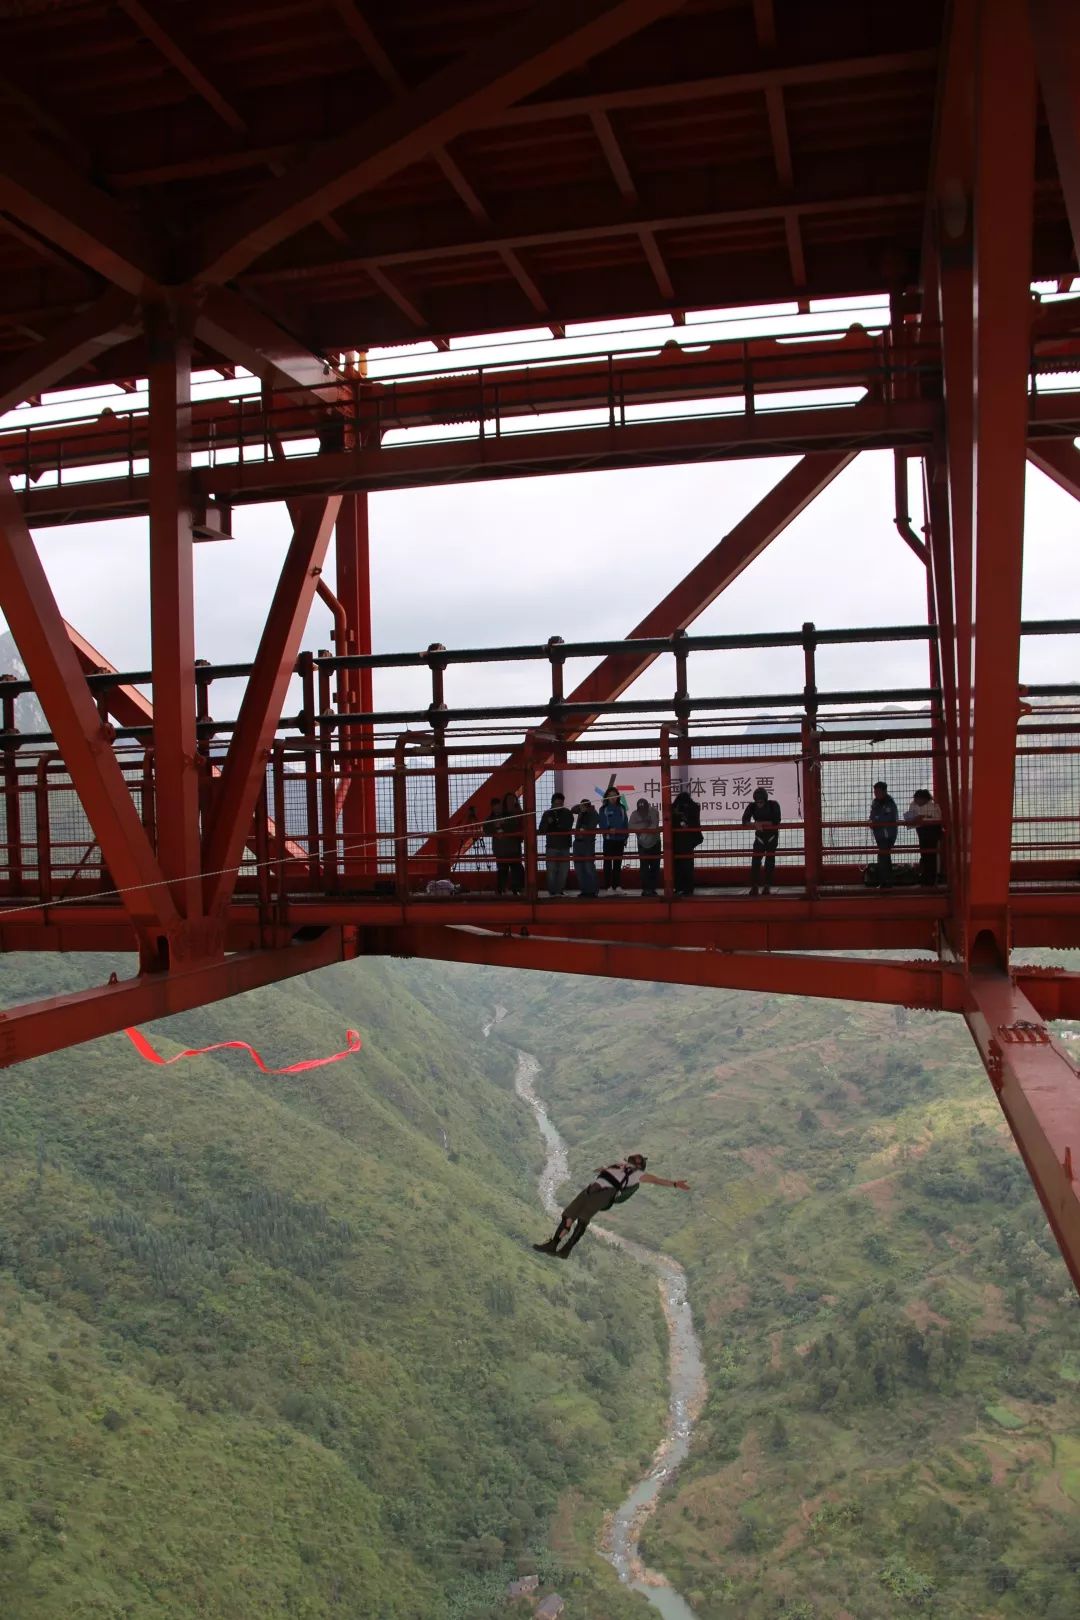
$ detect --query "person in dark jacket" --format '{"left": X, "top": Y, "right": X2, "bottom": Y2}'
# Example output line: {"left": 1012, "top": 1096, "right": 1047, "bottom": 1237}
{"left": 672, "top": 790, "right": 702, "bottom": 896}
{"left": 492, "top": 791, "right": 525, "bottom": 896}
{"left": 533, "top": 1153, "right": 690, "bottom": 1258}
{"left": 598, "top": 785, "right": 629, "bottom": 893}
{"left": 742, "top": 786, "right": 782, "bottom": 895}
{"left": 538, "top": 791, "right": 574, "bottom": 896}
{"left": 868, "top": 780, "right": 899, "bottom": 882}
{"left": 573, "top": 798, "right": 600, "bottom": 896}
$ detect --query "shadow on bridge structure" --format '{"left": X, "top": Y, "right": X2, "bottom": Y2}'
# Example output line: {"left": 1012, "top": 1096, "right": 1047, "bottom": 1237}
{"left": 1, "top": 0, "right": 1080, "bottom": 1286}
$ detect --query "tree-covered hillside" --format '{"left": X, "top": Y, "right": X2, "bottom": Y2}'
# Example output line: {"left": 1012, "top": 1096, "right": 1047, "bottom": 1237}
{"left": 486, "top": 969, "right": 1080, "bottom": 1620}
{"left": 0, "top": 954, "right": 666, "bottom": 1620}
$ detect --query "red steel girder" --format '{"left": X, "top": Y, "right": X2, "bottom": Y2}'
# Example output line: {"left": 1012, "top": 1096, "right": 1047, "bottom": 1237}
{"left": 1031, "top": 0, "right": 1080, "bottom": 268}
{"left": 203, "top": 496, "right": 342, "bottom": 913}
{"left": 1026, "top": 438, "right": 1080, "bottom": 501}
{"left": 195, "top": 0, "right": 689, "bottom": 282}
{"left": 63, "top": 621, "right": 154, "bottom": 729}
{"left": 0, "top": 472, "right": 176, "bottom": 943}
{"left": 0, "top": 325, "right": 901, "bottom": 484}
{"left": 147, "top": 306, "right": 202, "bottom": 918}
{"left": 202, "top": 400, "right": 937, "bottom": 506}
{"left": 392, "top": 925, "right": 966, "bottom": 1011}
{"left": 0, "top": 289, "right": 139, "bottom": 413}
{"left": 964, "top": 967, "right": 1080, "bottom": 1293}
{"left": 0, "top": 928, "right": 348, "bottom": 1069}
{"left": 415, "top": 450, "right": 855, "bottom": 867}
{"left": 0, "top": 136, "right": 162, "bottom": 294}
{"left": 966, "top": 0, "right": 1036, "bottom": 959}
{"left": 116, "top": 0, "right": 247, "bottom": 136}
{"left": 193, "top": 286, "right": 343, "bottom": 399}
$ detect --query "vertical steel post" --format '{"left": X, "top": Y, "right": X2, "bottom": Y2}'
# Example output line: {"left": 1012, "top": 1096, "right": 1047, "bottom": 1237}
{"left": 522, "top": 734, "right": 538, "bottom": 902}
{"left": 966, "top": 0, "right": 1035, "bottom": 964}
{"left": 337, "top": 492, "right": 377, "bottom": 878}
{"left": 0, "top": 676, "right": 22, "bottom": 896}
{"left": 659, "top": 725, "right": 675, "bottom": 900}
{"left": 801, "top": 623, "right": 822, "bottom": 896}
{"left": 146, "top": 301, "right": 202, "bottom": 921}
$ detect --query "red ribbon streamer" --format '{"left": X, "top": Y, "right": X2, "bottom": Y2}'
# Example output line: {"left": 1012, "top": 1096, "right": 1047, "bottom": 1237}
{"left": 123, "top": 1026, "right": 362, "bottom": 1073}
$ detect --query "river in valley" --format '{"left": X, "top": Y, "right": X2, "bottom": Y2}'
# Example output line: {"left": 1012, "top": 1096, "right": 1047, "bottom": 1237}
{"left": 485, "top": 1009, "right": 706, "bottom": 1618}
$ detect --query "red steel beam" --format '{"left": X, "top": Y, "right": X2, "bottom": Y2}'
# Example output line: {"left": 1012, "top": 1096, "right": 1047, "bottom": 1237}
{"left": 1026, "top": 438, "right": 1080, "bottom": 501}
{"left": 403, "top": 50, "right": 942, "bottom": 129}
{"left": 415, "top": 451, "right": 855, "bottom": 865}
{"left": 204, "top": 496, "right": 342, "bottom": 913}
{"left": 147, "top": 306, "right": 202, "bottom": 919}
{"left": 249, "top": 176, "right": 926, "bottom": 285}
{"left": 0, "top": 289, "right": 139, "bottom": 413}
{"left": 195, "top": 0, "right": 691, "bottom": 281}
{"left": 965, "top": 0, "right": 1036, "bottom": 961}
{"left": 63, "top": 621, "right": 153, "bottom": 728}
{"left": 202, "top": 401, "right": 933, "bottom": 507}
{"left": 0, "top": 472, "right": 176, "bottom": 942}
{"left": 193, "top": 286, "right": 343, "bottom": 399}
{"left": 1030, "top": 0, "right": 1080, "bottom": 267}
{"left": 0, "top": 928, "right": 347, "bottom": 1069}
{"left": 116, "top": 0, "right": 247, "bottom": 135}
{"left": 392, "top": 925, "right": 966, "bottom": 1011}
{"left": 964, "top": 967, "right": 1080, "bottom": 1293}
{"left": 0, "top": 136, "right": 162, "bottom": 293}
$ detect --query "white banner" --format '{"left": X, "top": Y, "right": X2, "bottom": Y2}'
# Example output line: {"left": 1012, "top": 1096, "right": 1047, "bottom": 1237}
{"left": 556, "top": 759, "right": 803, "bottom": 824}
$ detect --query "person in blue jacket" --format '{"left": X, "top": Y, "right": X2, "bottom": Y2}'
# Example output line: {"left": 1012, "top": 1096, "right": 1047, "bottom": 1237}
{"left": 598, "top": 785, "right": 629, "bottom": 893}
{"left": 868, "top": 780, "right": 899, "bottom": 882}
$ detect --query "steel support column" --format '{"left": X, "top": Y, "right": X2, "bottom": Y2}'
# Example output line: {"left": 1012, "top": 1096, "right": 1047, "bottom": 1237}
{"left": 204, "top": 496, "right": 342, "bottom": 912}
{"left": 965, "top": 0, "right": 1036, "bottom": 963}
{"left": 964, "top": 967, "right": 1080, "bottom": 1292}
{"left": 335, "top": 493, "right": 377, "bottom": 878}
{"left": 147, "top": 305, "right": 202, "bottom": 919}
{"left": 0, "top": 473, "right": 176, "bottom": 948}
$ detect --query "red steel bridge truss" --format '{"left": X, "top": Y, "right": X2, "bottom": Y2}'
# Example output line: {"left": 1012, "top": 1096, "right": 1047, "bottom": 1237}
{"left": 1, "top": 0, "right": 1080, "bottom": 1283}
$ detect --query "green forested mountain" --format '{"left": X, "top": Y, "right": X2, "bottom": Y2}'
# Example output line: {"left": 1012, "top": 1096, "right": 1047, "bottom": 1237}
{"left": 485, "top": 969, "right": 1080, "bottom": 1620}
{"left": 0, "top": 954, "right": 666, "bottom": 1620}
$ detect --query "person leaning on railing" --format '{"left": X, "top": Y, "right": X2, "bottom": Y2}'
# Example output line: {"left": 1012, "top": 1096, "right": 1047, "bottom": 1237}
{"left": 903, "top": 789, "right": 943, "bottom": 885}
{"left": 629, "top": 797, "right": 661, "bottom": 896}
{"left": 538, "top": 791, "right": 574, "bottom": 896}
{"left": 492, "top": 791, "right": 525, "bottom": 896}
{"left": 868, "top": 780, "right": 899, "bottom": 884}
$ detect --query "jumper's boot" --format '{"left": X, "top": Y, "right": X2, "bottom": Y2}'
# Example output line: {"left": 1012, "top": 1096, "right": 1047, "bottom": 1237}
{"left": 558, "top": 1221, "right": 589, "bottom": 1258}
{"left": 532, "top": 1240, "right": 559, "bottom": 1254}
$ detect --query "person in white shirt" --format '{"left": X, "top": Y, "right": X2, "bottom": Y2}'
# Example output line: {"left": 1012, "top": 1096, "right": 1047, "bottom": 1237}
{"left": 532, "top": 1154, "right": 690, "bottom": 1259}
{"left": 903, "top": 789, "right": 943, "bottom": 885}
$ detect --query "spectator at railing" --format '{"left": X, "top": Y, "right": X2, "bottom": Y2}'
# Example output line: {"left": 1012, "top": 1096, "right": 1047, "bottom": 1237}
{"left": 598, "top": 785, "right": 629, "bottom": 893}
{"left": 742, "top": 786, "right": 782, "bottom": 895}
{"left": 903, "top": 789, "right": 943, "bottom": 885}
{"left": 868, "top": 780, "right": 899, "bottom": 883}
{"left": 483, "top": 795, "right": 501, "bottom": 878}
{"left": 492, "top": 791, "right": 525, "bottom": 896}
{"left": 630, "top": 797, "right": 661, "bottom": 896}
{"left": 573, "top": 798, "right": 600, "bottom": 898}
{"left": 538, "top": 791, "right": 574, "bottom": 896}
{"left": 672, "top": 790, "right": 703, "bottom": 896}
